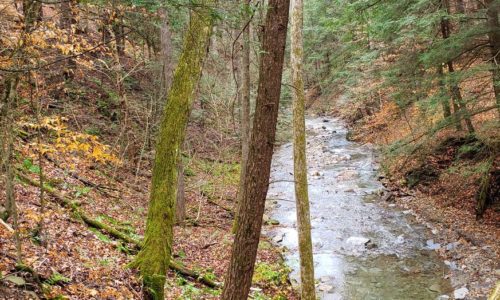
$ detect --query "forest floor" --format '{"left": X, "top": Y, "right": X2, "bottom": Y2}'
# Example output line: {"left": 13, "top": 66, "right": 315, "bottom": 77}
{"left": 0, "top": 121, "right": 297, "bottom": 299}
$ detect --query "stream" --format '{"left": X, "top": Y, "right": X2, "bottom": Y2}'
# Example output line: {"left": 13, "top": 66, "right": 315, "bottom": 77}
{"left": 264, "top": 117, "right": 453, "bottom": 300}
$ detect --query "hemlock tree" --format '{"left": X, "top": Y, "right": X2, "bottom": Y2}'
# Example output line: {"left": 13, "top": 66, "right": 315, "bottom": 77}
{"left": 221, "top": 0, "right": 290, "bottom": 298}
{"left": 291, "top": 0, "right": 316, "bottom": 298}
{"left": 131, "top": 3, "right": 214, "bottom": 299}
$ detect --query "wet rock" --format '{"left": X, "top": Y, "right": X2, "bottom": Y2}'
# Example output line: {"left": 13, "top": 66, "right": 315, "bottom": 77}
{"left": 346, "top": 236, "right": 371, "bottom": 246}
{"left": 453, "top": 287, "right": 469, "bottom": 299}
{"left": 317, "top": 283, "right": 334, "bottom": 293}
{"left": 319, "top": 276, "right": 332, "bottom": 283}
{"left": 345, "top": 188, "right": 355, "bottom": 193}
{"left": 322, "top": 126, "right": 327, "bottom": 129}
{"left": 322, "top": 119, "right": 330, "bottom": 122}
{"left": 444, "top": 260, "right": 458, "bottom": 270}
{"left": 263, "top": 214, "right": 270, "bottom": 223}
{"left": 429, "top": 283, "right": 441, "bottom": 293}
{"left": 426, "top": 239, "right": 441, "bottom": 250}
{"left": 396, "top": 234, "right": 405, "bottom": 244}
{"left": 366, "top": 241, "right": 378, "bottom": 249}
{"left": 272, "top": 234, "right": 284, "bottom": 243}
{"left": 445, "top": 242, "right": 460, "bottom": 251}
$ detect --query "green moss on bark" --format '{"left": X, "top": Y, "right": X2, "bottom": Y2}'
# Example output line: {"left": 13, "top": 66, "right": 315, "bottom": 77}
{"left": 131, "top": 4, "right": 214, "bottom": 299}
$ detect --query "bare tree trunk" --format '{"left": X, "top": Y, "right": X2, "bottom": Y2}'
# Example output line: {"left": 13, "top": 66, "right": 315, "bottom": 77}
{"left": 0, "top": 77, "right": 22, "bottom": 262}
{"left": 290, "top": 0, "right": 316, "bottom": 298}
{"left": 441, "top": 0, "right": 475, "bottom": 133}
{"left": 160, "top": 9, "right": 174, "bottom": 96}
{"left": 130, "top": 5, "right": 214, "bottom": 299}
{"left": 456, "top": 0, "right": 465, "bottom": 14}
{"left": 112, "top": 10, "right": 125, "bottom": 57}
{"left": 437, "top": 66, "right": 452, "bottom": 119}
{"left": 59, "top": 0, "right": 77, "bottom": 80}
{"left": 23, "top": 0, "right": 41, "bottom": 32}
{"left": 233, "top": 0, "right": 252, "bottom": 234}
{"left": 1, "top": 78, "right": 18, "bottom": 221}
{"left": 221, "top": 1, "right": 290, "bottom": 299}
{"left": 485, "top": 0, "right": 500, "bottom": 117}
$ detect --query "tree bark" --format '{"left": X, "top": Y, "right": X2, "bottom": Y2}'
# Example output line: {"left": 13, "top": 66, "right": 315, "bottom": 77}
{"left": 23, "top": 0, "right": 41, "bottom": 32}
{"left": 221, "top": 1, "right": 290, "bottom": 299}
{"left": 441, "top": 0, "right": 475, "bottom": 133}
{"left": 485, "top": 0, "right": 500, "bottom": 117}
{"left": 159, "top": 8, "right": 185, "bottom": 224}
{"left": 59, "top": 0, "right": 77, "bottom": 80}
{"left": 175, "top": 161, "right": 186, "bottom": 224}
{"left": 130, "top": 4, "right": 214, "bottom": 299}
{"left": 160, "top": 9, "right": 174, "bottom": 96}
{"left": 437, "top": 66, "right": 452, "bottom": 119}
{"left": 291, "top": 0, "right": 316, "bottom": 298}
{"left": 233, "top": 0, "right": 252, "bottom": 234}
{"left": 112, "top": 10, "right": 125, "bottom": 57}
{"left": 1, "top": 77, "right": 18, "bottom": 221}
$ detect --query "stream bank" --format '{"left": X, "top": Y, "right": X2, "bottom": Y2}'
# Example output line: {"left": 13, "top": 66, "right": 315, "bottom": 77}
{"left": 263, "top": 117, "right": 466, "bottom": 300}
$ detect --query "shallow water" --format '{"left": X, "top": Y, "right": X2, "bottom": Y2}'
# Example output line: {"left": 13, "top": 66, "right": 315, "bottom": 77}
{"left": 264, "top": 117, "right": 452, "bottom": 300}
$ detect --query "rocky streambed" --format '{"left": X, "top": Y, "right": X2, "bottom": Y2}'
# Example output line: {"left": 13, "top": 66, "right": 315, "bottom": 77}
{"left": 263, "top": 117, "right": 464, "bottom": 300}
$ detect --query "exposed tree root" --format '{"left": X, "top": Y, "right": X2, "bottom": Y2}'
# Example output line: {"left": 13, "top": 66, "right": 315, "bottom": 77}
{"left": 17, "top": 172, "right": 221, "bottom": 289}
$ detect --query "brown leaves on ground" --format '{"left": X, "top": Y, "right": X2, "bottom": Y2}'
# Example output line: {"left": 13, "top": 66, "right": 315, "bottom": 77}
{"left": 0, "top": 122, "right": 297, "bottom": 300}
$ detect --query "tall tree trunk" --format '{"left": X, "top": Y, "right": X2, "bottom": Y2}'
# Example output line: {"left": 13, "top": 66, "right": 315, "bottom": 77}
{"left": 23, "top": 0, "right": 41, "bottom": 32}
{"left": 441, "top": 0, "right": 475, "bottom": 133}
{"left": 112, "top": 10, "right": 125, "bottom": 57}
{"left": 131, "top": 4, "right": 214, "bottom": 299}
{"left": 456, "top": 0, "right": 465, "bottom": 14}
{"left": 233, "top": 0, "right": 252, "bottom": 234}
{"left": 0, "top": 77, "right": 18, "bottom": 221}
{"left": 160, "top": 9, "right": 174, "bottom": 97}
{"left": 290, "top": 0, "right": 316, "bottom": 298}
{"left": 159, "top": 8, "right": 185, "bottom": 223}
{"left": 437, "top": 66, "right": 452, "bottom": 119}
{"left": 485, "top": 0, "right": 500, "bottom": 117}
{"left": 59, "top": 0, "right": 77, "bottom": 80}
{"left": 221, "top": 1, "right": 290, "bottom": 299}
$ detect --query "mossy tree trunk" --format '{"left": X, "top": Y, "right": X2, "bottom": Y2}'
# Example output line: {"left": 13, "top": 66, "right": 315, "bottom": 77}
{"left": 131, "top": 4, "right": 214, "bottom": 299}
{"left": 160, "top": 8, "right": 186, "bottom": 224}
{"left": 221, "top": 0, "right": 290, "bottom": 299}
{"left": 290, "top": 0, "right": 316, "bottom": 298}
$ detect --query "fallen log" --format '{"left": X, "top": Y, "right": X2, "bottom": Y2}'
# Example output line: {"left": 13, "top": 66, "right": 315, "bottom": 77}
{"left": 17, "top": 172, "right": 220, "bottom": 288}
